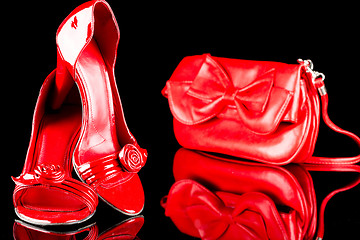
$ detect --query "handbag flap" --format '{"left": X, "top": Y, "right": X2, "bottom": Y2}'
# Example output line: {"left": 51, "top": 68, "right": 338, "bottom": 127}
{"left": 163, "top": 54, "right": 303, "bottom": 134}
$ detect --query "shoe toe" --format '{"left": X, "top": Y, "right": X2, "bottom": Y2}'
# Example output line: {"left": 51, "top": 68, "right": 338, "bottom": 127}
{"left": 96, "top": 172, "right": 144, "bottom": 215}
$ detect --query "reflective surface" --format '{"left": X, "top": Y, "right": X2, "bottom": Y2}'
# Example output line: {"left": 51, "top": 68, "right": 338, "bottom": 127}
{"left": 162, "top": 149, "right": 360, "bottom": 239}
{"left": 13, "top": 216, "right": 144, "bottom": 239}
{"left": 5, "top": 0, "right": 360, "bottom": 239}
{"left": 163, "top": 149, "right": 317, "bottom": 239}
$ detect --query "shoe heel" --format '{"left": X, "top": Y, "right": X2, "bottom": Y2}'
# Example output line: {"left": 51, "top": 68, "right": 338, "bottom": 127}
{"left": 50, "top": 51, "right": 74, "bottom": 109}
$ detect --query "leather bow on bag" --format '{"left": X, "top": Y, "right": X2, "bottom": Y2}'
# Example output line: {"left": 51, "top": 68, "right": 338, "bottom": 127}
{"left": 162, "top": 54, "right": 360, "bottom": 165}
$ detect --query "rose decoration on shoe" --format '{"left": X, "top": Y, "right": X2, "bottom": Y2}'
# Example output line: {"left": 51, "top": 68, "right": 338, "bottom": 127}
{"left": 12, "top": 164, "right": 66, "bottom": 186}
{"left": 34, "top": 164, "right": 66, "bottom": 185}
{"left": 119, "top": 144, "right": 147, "bottom": 173}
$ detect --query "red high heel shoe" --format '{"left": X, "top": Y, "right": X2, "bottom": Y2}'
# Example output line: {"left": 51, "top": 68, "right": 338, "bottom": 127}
{"left": 53, "top": 0, "right": 147, "bottom": 215}
{"left": 12, "top": 70, "right": 98, "bottom": 225}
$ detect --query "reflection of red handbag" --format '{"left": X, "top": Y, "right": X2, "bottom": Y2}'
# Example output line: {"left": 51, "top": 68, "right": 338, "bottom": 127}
{"left": 162, "top": 148, "right": 360, "bottom": 240}
{"left": 163, "top": 148, "right": 317, "bottom": 240}
{"left": 162, "top": 54, "right": 360, "bottom": 165}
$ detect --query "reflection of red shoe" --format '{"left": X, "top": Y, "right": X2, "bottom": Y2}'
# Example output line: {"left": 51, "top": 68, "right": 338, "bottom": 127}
{"left": 54, "top": 0, "right": 147, "bottom": 215}
{"left": 98, "top": 216, "right": 144, "bottom": 240}
{"left": 13, "top": 216, "right": 144, "bottom": 240}
{"left": 12, "top": 70, "right": 98, "bottom": 225}
{"left": 13, "top": 220, "right": 98, "bottom": 239}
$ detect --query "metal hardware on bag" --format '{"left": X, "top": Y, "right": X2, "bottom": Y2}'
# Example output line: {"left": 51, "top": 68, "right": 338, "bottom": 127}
{"left": 298, "top": 59, "right": 327, "bottom": 96}
{"left": 318, "top": 85, "right": 327, "bottom": 96}
{"left": 298, "top": 59, "right": 313, "bottom": 70}
{"left": 297, "top": 59, "right": 325, "bottom": 81}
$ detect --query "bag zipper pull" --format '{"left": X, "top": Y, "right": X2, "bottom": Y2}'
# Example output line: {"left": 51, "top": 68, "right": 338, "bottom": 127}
{"left": 298, "top": 59, "right": 327, "bottom": 96}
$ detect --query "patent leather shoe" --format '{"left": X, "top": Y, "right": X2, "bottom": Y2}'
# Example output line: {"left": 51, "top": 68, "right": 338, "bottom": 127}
{"left": 53, "top": 0, "right": 147, "bottom": 215}
{"left": 12, "top": 70, "right": 98, "bottom": 225}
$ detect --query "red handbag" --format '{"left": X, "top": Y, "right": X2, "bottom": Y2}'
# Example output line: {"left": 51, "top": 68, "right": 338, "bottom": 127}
{"left": 161, "top": 148, "right": 360, "bottom": 240}
{"left": 162, "top": 54, "right": 360, "bottom": 165}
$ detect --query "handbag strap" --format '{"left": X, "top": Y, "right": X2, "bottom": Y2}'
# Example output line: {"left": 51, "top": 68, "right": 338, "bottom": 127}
{"left": 301, "top": 61, "right": 360, "bottom": 165}
{"left": 304, "top": 164, "right": 360, "bottom": 240}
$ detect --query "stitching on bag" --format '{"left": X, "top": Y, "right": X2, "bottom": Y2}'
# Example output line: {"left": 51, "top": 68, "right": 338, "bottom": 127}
{"left": 307, "top": 159, "right": 360, "bottom": 165}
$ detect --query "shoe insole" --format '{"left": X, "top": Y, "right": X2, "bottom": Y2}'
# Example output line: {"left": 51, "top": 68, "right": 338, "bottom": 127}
{"left": 35, "top": 105, "right": 82, "bottom": 170}
{"left": 75, "top": 39, "right": 120, "bottom": 159}
{"left": 22, "top": 104, "right": 83, "bottom": 211}
{"left": 76, "top": 39, "right": 135, "bottom": 153}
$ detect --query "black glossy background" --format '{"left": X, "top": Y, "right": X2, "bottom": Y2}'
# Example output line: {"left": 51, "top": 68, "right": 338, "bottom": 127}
{"left": 4, "top": 1, "right": 360, "bottom": 239}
